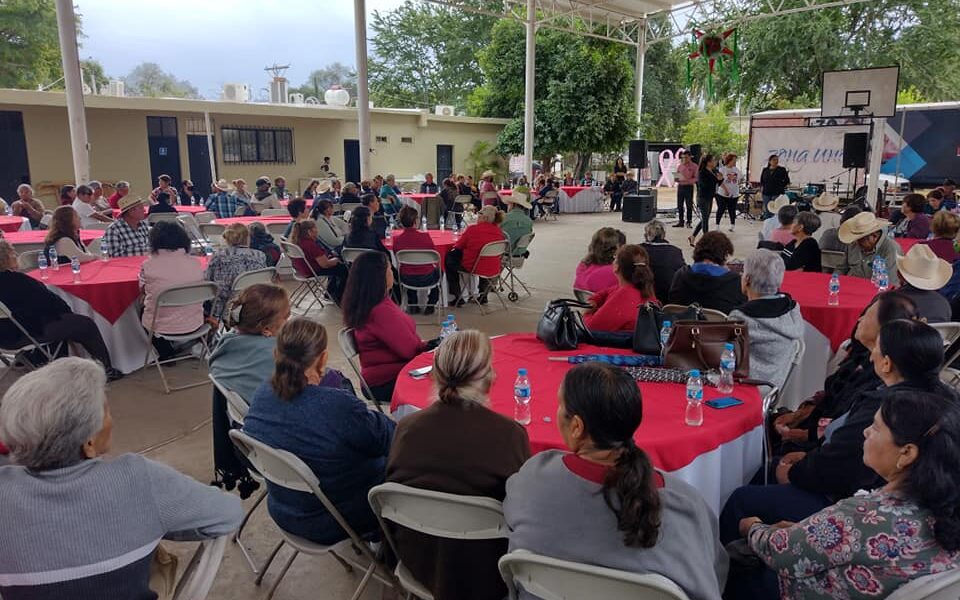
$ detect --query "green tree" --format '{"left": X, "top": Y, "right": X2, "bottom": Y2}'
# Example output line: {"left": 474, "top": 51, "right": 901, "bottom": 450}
{"left": 368, "top": 0, "right": 497, "bottom": 110}
{"left": 292, "top": 62, "right": 357, "bottom": 101}
{"left": 471, "top": 20, "right": 637, "bottom": 177}
{"left": 638, "top": 18, "right": 690, "bottom": 141}
{"left": 80, "top": 59, "right": 110, "bottom": 93}
{"left": 123, "top": 62, "right": 199, "bottom": 99}
{"left": 0, "top": 0, "right": 62, "bottom": 89}
{"left": 681, "top": 104, "right": 746, "bottom": 157}
{"left": 464, "top": 140, "right": 507, "bottom": 182}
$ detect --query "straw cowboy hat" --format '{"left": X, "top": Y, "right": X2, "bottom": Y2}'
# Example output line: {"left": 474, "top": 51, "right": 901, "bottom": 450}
{"left": 896, "top": 244, "right": 952, "bottom": 290}
{"left": 813, "top": 193, "right": 840, "bottom": 212}
{"left": 118, "top": 195, "right": 147, "bottom": 214}
{"left": 481, "top": 170, "right": 495, "bottom": 180}
{"left": 839, "top": 212, "right": 890, "bottom": 244}
{"left": 316, "top": 179, "right": 332, "bottom": 194}
{"left": 213, "top": 179, "right": 232, "bottom": 192}
{"left": 768, "top": 195, "right": 791, "bottom": 213}
{"left": 505, "top": 192, "right": 532, "bottom": 210}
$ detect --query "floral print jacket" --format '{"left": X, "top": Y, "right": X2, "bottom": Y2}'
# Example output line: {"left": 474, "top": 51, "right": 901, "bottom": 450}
{"left": 748, "top": 490, "right": 959, "bottom": 599}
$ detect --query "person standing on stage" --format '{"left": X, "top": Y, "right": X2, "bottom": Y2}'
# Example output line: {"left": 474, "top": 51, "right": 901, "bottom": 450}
{"left": 760, "top": 155, "right": 790, "bottom": 218}
{"left": 675, "top": 152, "right": 698, "bottom": 228}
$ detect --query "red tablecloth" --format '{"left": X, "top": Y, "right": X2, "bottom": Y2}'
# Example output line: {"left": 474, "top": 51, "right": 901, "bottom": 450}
{"left": 896, "top": 238, "right": 920, "bottom": 254}
{"left": 0, "top": 216, "right": 26, "bottom": 233}
{"left": 4, "top": 229, "right": 104, "bottom": 246}
{"left": 27, "top": 255, "right": 207, "bottom": 324}
{"left": 401, "top": 193, "right": 438, "bottom": 203}
{"left": 110, "top": 204, "right": 208, "bottom": 219}
{"left": 392, "top": 333, "right": 762, "bottom": 472}
{"left": 383, "top": 229, "right": 456, "bottom": 264}
{"left": 212, "top": 216, "right": 292, "bottom": 226}
{"left": 560, "top": 185, "right": 593, "bottom": 197}
{"left": 781, "top": 271, "right": 877, "bottom": 351}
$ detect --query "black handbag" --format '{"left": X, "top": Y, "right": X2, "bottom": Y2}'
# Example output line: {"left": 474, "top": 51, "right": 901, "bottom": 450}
{"left": 632, "top": 302, "right": 705, "bottom": 355}
{"left": 537, "top": 299, "right": 590, "bottom": 350}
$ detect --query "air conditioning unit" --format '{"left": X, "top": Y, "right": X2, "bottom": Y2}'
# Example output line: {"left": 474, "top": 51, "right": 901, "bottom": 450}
{"left": 435, "top": 105, "right": 455, "bottom": 116}
{"left": 105, "top": 80, "right": 125, "bottom": 97}
{"left": 288, "top": 92, "right": 305, "bottom": 105}
{"left": 222, "top": 83, "right": 250, "bottom": 103}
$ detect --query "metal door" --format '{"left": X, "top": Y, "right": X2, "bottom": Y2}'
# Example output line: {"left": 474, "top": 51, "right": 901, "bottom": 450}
{"left": 343, "top": 139, "right": 360, "bottom": 183}
{"left": 147, "top": 116, "right": 182, "bottom": 187}
{"left": 0, "top": 111, "right": 30, "bottom": 203}
{"left": 187, "top": 134, "right": 215, "bottom": 195}
{"left": 436, "top": 144, "right": 453, "bottom": 181}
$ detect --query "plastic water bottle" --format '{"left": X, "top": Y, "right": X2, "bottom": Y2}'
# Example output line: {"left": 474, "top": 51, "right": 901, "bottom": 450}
{"left": 71, "top": 256, "right": 81, "bottom": 283}
{"left": 389, "top": 215, "right": 396, "bottom": 231}
{"left": 659, "top": 320, "right": 672, "bottom": 359}
{"left": 48, "top": 246, "right": 59, "bottom": 270}
{"left": 4, "top": 203, "right": 11, "bottom": 216}
{"left": 439, "top": 218, "right": 445, "bottom": 232}
{"left": 871, "top": 255, "right": 881, "bottom": 287}
{"left": 446, "top": 315, "right": 458, "bottom": 334}
{"left": 203, "top": 244, "right": 214, "bottom": 258}
{"left": 718, "top": 343, "right": 735, "bottom": 394}
{"left": 828, "top": 272, "right": 840, "bottom": 306}
{"left": 514, "top": 368, "right": 532, "bottom": 425}
{"left": 439, "top": 318, "right": 452, "bottom": 340}
{"left": 385, "top": 226, "right": 392, "bottom": 241}
{"left": 99, "top": 240, "right": 109, "bottom": 261}
{"left": 685, "top": 369, "right": 704, "bottom": 427}
{"left": 38, "top": 253, "right": 48, "bottom": 279}
{"left": 452, "top": 222, "right": 460, "bottom": 240}
{"left": 878, "top": 266, "right": 890, "bottom": 292}
{"left": 421, "top": 216, "right": 428, "bottom": 232}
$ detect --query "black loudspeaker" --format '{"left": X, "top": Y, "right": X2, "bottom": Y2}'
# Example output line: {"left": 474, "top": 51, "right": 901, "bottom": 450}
{"left": 628, "top": 139, "right": 648, "bottom": 169}
{"left": 688, "top": 144, "right": 702, "bottom": 163}
{"left": 622, "top": 191, "right": 657, "bottom": 223}
{"left": 842, "top": 133, "right": 869, "bottom": 168}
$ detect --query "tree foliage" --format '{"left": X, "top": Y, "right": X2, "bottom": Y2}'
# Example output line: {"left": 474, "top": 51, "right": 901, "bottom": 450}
{"left": 292, "top": 62, "right": 357, "bottom": 101}
{"left": 368, "top": 0, "right": 497, "bottom": 110}
{"left": 123, "top": 62, "right": 198, "bottom": 99}
{"left": 0, "top": 0, "right": 63, "bottom": 89}
{"left": 639, "top": 17, "right": 689, "bottom": 141}
{"left": 681, "top": 104, "right": 746, "bottom": 157}
{"left": 464, "top": 140, "right": 507, "bottom": 182}
{"left": 471, "top": 20, "right": 637, "bottom": 170}
{"left": 80, "top": 59, "right": 110, "bottom": 93}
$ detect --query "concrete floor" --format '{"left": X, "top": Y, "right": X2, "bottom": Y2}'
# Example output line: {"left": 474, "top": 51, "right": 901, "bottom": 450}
{"left": 1, "top": 195, "right": 767, "bottom": 599}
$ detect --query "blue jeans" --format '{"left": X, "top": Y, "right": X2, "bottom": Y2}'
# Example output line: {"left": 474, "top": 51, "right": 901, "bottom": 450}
{"left": 719, "top": 483, "right": 831, "bottom": 545}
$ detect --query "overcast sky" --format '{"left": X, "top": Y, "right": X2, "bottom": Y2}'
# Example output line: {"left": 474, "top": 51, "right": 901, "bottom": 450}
{"left": 75, "top": 0, "right": 407, "bottom": 98}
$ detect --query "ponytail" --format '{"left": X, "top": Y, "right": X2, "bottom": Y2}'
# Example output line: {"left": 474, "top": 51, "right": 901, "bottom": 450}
{"left": 615, "top": 244, "right": 655, "bottom": 298}
{"left": 270, "top": 318, "right": 327, "bottom": 401}
{"left": 603, "top": 440, "right": 662, "bottom": 548}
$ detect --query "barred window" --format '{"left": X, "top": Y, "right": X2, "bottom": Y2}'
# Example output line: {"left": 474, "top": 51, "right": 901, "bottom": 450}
{"left": 221, "top": 126, "right": 294, "bottom": 164}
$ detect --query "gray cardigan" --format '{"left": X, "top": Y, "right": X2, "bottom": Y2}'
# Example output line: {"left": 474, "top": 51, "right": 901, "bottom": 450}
{"left": 504, "top": 450, "right": 727, "bottom": 600}
{"left": 729, "top": 294, "right": 804, "bottom": 389}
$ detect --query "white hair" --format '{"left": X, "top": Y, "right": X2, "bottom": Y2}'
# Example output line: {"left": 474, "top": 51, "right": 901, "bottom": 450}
{"left": 0, "top": 358, "right": 106, "bottom": 470}
{"left": 743, "top": 249, "right": 785, "bottom": 296}
{"left": 16, "top": 184, "right": 33, "bottom": 194}
{"left": 644, "top": 220, "right": 667, "bottom": 243}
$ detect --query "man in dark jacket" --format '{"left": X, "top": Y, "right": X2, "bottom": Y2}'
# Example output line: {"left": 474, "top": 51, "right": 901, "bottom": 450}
{"left": 760, "top": 155, "right": 790, "bottom": 217}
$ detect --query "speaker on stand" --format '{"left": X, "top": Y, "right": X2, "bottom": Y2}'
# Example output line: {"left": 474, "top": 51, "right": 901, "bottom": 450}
{"left": 622, "top": 188, "right": 657, "bottom": 223}
{"left": 628, "top": 140, "right": 648, "bottom": 170}
{"left": 842, "top": 132, "right": 869, "bottom": 202}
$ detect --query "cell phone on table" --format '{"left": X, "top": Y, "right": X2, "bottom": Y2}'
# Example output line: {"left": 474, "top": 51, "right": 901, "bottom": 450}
{"left": 705, "top": 396, "right": 744, "bottom": 409}
{"left": 408, "top": 365, "right": 433, "bottom": 378}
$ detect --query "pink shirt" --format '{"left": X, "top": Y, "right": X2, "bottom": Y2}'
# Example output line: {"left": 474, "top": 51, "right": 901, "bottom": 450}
{"left": 354, "top": 298, "right": 427, "bottom": 387}
{"left": 139, "top": 249, "right": 205, "bottom": 334}
{"left": 677, "top": 161, "right": 699, "bottom": 186}
{"left": 574, "top": 262, "right": 618, "bottom": 293}
{"left": 770, "top": 227, "right": 795, "bottom": 246}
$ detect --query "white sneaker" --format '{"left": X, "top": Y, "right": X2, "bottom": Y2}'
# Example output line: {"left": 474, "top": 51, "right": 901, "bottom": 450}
{"left": 728, "top": 225, "right": 735, "bottom": 233}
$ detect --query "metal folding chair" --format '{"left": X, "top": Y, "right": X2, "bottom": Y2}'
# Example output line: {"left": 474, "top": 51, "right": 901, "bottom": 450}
{"left": 459, "top": 239, "right": 511, "bottom": 315}
{"left": 501, "top": 231, "right": 535, "bottom": 302}
{"left": 499, "top": 550, "right": 691, "bottom": 600}
{"left": 573, "top": 289, "right": 593, "bottom": 303}
{"left": 16, "top": 250, "right": 42, "bottom": 272}
{"left": 148, "top": 212, "right": 182, "bottom": 225}
{"left": 278, "top": 241, "right": 329, "bottom": 313}
{"left": 341, "top": 246, "right": 377, "bottom": 266}
{"left": 142, "top": 281, "right": 218, "bottom": 394}
{"left": 368, "top": 482, "right": 510, "bottom": 600}
{"left": 195, "top": 211, "right": 215, "bottom": 224}
{"left": 265, "top": 222, "right": 289, "bottom": 243}
{"left": 228, "top": 430, "right": 397, "bottom": 600}
{"left": 10, "top": 241, "right": 44, "bottom": 254}
{"left": 394, "top": 249, "right": 443, "bottom": 320}
{"left": 886, "top": 567, "right": 960, "bottom": 600}
{"left": 538, "top": 190, "right": 560, "bottom": 220}
{"left": 260, "top": 208, "right": 288, "bottom": 217}
{"left": 337, "top": 327, "right": 380, "bottom": 410}
{"left": 171, "top": 535, "right": 229, "bottom": 600}
{"left": 820, "top": 250, "right": 845, "bottom": 273}
{"left": 199, "top": 223, "right": 226, "bottom": 248}
{"left": 0, "top": 300, "right": 65, "bottom": 384}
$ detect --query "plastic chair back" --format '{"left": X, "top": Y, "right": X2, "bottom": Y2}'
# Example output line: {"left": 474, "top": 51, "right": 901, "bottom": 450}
{"left": 701, "top": 308, "right": 728, "bottom": 322}
{"left": 231, "top": 267, "right": 277, "bottom": 294}
{"left": 498, "top": 550, "right": 690, "bottom": 600}
{"left": 368, "top": 482, "right": 508, "bottom": 541}
{"left": 341, "top": 247, "right": 376, "bottom": 265}
{"left": 171, "top": 536, "right": 228, "bottom": 600}
{"left": 266, "top": 222, "right": 289, "bottom": 239}
{"left": 261, "top": 208, "right": 288, "bottom": 217}
{"left": 395, "top": 249, "right": 441, "bottom": 269}
{"left": 886, "top": 568, "right": 960, "bottom": 600}
{"left": 17, "top": 250, "right": 42, "bottom": 272}
{"left": 208, "top": 374, "right": 250, "bottom": 424}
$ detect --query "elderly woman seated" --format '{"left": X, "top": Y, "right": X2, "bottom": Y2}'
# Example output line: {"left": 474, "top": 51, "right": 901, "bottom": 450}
{"left": 0, "top": 241, "right": 121, "bottom": 380}
{"left": 387, "top": 330, "right": 530, "bottom": 600}
{"left": 205, "top": 223, "right": 268, "bottom": 321}
{"left": 640, "top": 220, "right": 686, "bottom": 302}
{"left": 920, "top": 210, "right": 960, "bottom": 263}
{"left": 729, "top": 249, "right": 803, "bottom": 390}
{"left": 0, "top": 358, "right": 242, "bottom": 598}
{"left": 729, "top": 390, "right": 960, "bottom": 599}
{"left": 668, "top": 231, "right": 746, "bottom": 314}
{"left": 504, "top": 362, "right": 727, "bottom": 600}
{"left": 243, "top": 318, "right": 395, "bottom": 545}
{"left": 781, "top": 211, "right": 822, "bottom": 272}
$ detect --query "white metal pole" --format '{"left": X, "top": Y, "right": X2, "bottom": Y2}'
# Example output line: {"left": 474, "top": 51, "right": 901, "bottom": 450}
{"left": 523, "top": 0, "right": 536, "bottom": 180}
{"left": 635, "top": 22, "right": 647, "bottom": 138}
{"left": 54, "top": 0, "right": 90, "bottom": 184}
{"left": 354, "top": 0, "right": 372, "bottom": 181}
{"left": 893, "top": 107, "right": 906, "bottom": 187}
{"left": 204, "top": 111, "right": 217, "bottom": 184}
{"left": 866, "top": 117, "right": 884, "bottom": 208}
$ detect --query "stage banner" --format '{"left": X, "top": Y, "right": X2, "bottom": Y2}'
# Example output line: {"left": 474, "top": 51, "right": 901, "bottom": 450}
{"left": 749, "top": 125, "right": 868, "bottom": 186}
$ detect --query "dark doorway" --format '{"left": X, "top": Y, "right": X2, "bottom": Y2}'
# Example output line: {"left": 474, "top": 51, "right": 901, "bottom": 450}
{"left": 436, "top": 144, "right": 453, "bottom": 181}
{"left": 187, "top": 134, "right": 215, "bottom": 196}
{"left": 344, "top": 139, "right": 360, "bottom": 183}
{"left": 0, "top": 111, "right": 30, "bottom": 203}
{"left": 147, "top": 116, "right": 182, "bottom": 189}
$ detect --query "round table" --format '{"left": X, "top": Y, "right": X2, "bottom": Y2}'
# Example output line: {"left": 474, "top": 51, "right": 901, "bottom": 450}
{"left": 896, "top": 237, "right": 921, "bottom": 255}
{"left": 26, "top": 255, "right": 208, "bottom": 374}
{"left": 780, "top": 271, "right": 877, "bottom": 351}
{"left": 0, "top": 216, "right": 28, "bottom": 233}
{"left": 212, "top": 216, "right": 292, "bottom": 227}
{"left": 383, "top": 229, "right": 457, "bottom": 264}
{"left": 4, "top": 229, "right": 104, "bottom": 246}
{"left": 392, "top": 333, "right": 763, "bottom": 512}
{"left": 110, "top": 204, "right": 208, "bottom": 219}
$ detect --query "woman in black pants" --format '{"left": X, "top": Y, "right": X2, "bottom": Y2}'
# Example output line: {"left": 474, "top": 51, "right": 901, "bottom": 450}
{"left": 689, "top": 154, "right": 722, "bottom": 246}
{"left": 716, "top": 153, "right": 741, "bottom": 232}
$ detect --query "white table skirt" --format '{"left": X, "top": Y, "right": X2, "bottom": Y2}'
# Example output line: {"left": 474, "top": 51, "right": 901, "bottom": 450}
{"left": 45, "top": 286, "right": 149, "bottom": 374}
{"left": 779, "top": 321, "right": 832, "bottom": 410}
{"left": 559, "top": 188, "right": 604, "bottom": 213}
{"left": 17, "top": 217, "right": 30, "bottom": 231}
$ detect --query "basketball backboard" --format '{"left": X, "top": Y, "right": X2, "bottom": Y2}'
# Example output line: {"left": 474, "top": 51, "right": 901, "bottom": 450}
{"left": 821, "top": 66, "right": 899, "bottom": 118}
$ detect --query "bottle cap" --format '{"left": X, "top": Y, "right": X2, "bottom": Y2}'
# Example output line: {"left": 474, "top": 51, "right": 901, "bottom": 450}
{"left": 662, "top": 320, "right": 672, "bottom": 327}
{"left": 724, "top": 343, "right": 734, "bottom": 350}
{"left": 447, "top": 314, "right": 455, "bottom": 320}
{"left": 689, "top": 369, "right": 700, "bottom": 377}
{"left": 518, "top": 368, "right": 527, "bottom": 376}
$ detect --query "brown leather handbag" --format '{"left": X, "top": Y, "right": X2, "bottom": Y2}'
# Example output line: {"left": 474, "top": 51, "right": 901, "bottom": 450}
{"left": 663, "top": 320, "right": 750, "bottom": 378}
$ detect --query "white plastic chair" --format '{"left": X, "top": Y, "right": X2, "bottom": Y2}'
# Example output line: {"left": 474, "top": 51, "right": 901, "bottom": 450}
{"left": 228, "top": 430, "right": 397, "bottom": 600}
{"left": 171, "top": 535, "right": 229, "bottom": 600}
{"left": 0, "top": 300, "right": 65, "bottom": 384}
{"left": 498, "top": 550, "right": 691, "bottom": 600}
{"left": 459, "top": 239, "right": 511, "bottom": 314}
{"left": 265, "top": 221, "right": 289, "bottom": 243}
{"left": 886, "top": 568, "right": 960, "bottom": 600}
{"left": 394, "top": 249, "right": 443, "bottom": 319}
{"left": 142, "top": 281, "right": 218, "bottom": 394}
{"left": 337, "top": 327, "right": 379, "bottom": 410}
{"left": 368, "top": 482, "right": 510, "bottom": 600}
{"left": 278, "top": 241, "right": 329, "bottom": 313}
{"left": 261, "top": 208, "right": 289, "bottom": 217}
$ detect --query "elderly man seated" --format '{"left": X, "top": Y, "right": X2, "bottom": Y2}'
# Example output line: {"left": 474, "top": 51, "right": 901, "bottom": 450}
{"left": 0, "top": 358, "right": 242, "bottom": 599}
{"left": 836, "top": 211, "right": 900, "bottom": 286}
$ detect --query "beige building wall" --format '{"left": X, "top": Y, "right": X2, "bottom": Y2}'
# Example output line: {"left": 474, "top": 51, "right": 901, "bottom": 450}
{"left": 0, "top": 90, "right": 507, "bottom": 206}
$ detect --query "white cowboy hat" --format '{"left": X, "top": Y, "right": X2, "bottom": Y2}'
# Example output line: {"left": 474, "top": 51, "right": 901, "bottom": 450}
{"left": 768, "top": 195, "right": 791, "bottom": 213}
{"left": 213, "top": 179, "right": 231, "bottom": 192}
{"left": 896, "top": 244, "right": 952, "bottom": 290}
{"left": 838, "top": 212, "right": 890, "bottom": 244}
{"left": 316, "top": 179, "right": 332, "bottom": 194}
{"left": 506, "top": 192, "right": 532, "bottom": 210}
{"left": 118, "top": 195, "right": 147, "bottom": 214}
{"left": 813, "top": 193, "right": 839, "bottom": 212}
